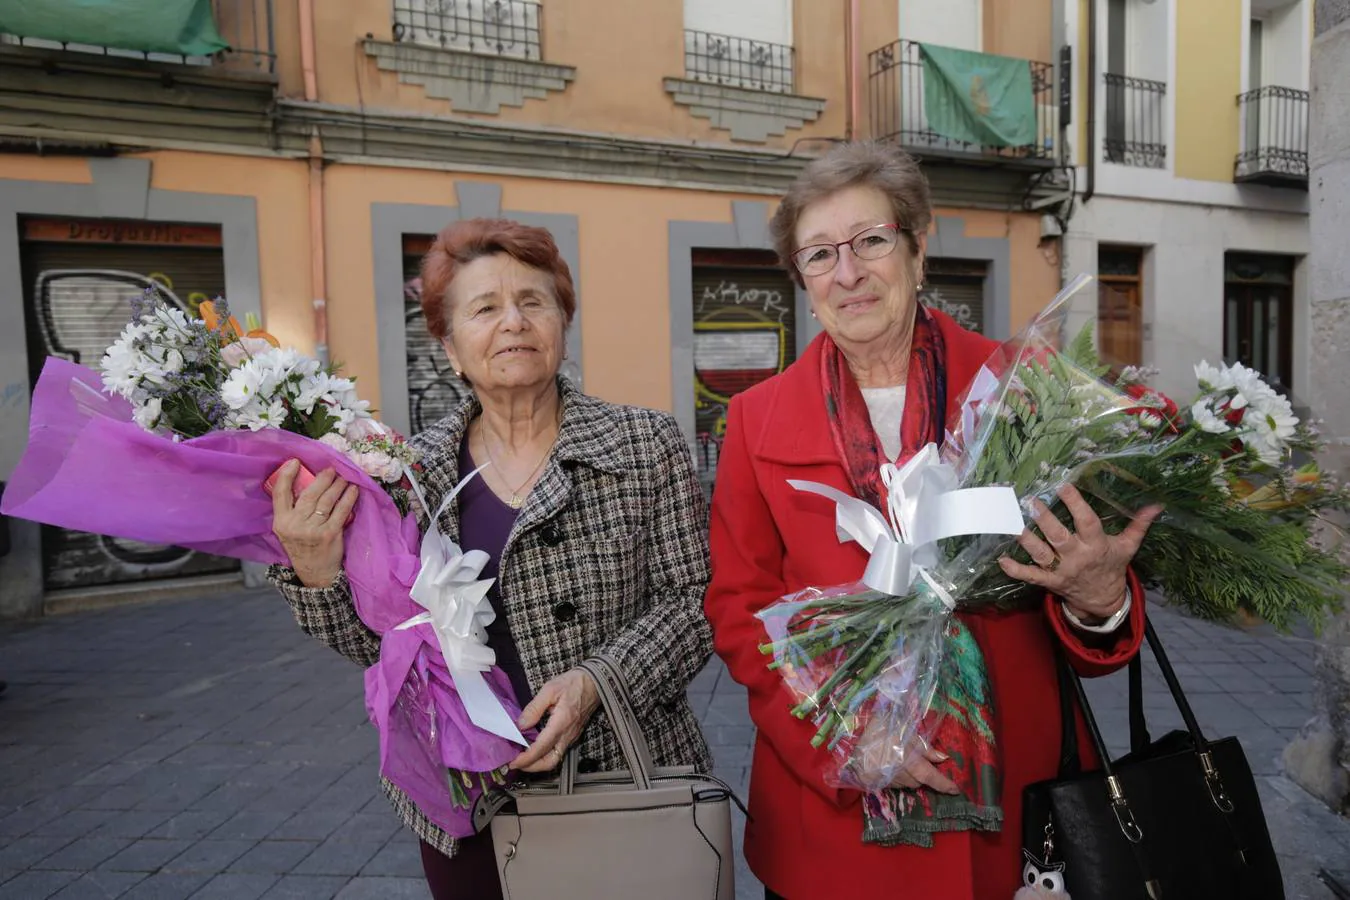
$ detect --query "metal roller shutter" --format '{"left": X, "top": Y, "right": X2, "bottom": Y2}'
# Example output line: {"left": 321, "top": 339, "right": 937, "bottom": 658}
{"left": 403, "top": 240, "right": 472, "bottom": 434}
{"left": 20, "top": 220, "right": 238, "bottom": 590}
{"left": 921, "top": 258, "right": 988, "bottom": 335}
{"left": 691, "top": 260, "right": 797, "bottom": 489}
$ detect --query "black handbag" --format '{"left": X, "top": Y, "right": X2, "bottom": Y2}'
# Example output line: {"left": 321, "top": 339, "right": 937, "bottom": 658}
{"left": 1020, "top": 616, "right": 1284, "bottom": 899}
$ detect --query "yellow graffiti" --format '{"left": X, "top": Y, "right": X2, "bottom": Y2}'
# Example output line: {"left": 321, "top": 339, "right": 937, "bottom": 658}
{"left": 147, "top": 272, "right": 174, "bottom": 289}
{"left": 693, "top": 307, "right": 789, "bottom": 405}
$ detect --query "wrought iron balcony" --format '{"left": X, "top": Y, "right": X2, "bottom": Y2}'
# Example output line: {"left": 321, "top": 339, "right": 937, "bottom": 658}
{"left": 0, "top": 0, "right": 275, "bottom": 76}
{"left": 1103, "top": 73, "right": 1167, "bottom": 169}
{"left": 393, "top": 0, "right": 541, "bottom": 61}
{"left": 867, "top": 39, "right": 1056, "bottom": 165}
{"left": 683, "top": 29, "right": 794, "bottom": 95}
{"left": 1235, "top": 86, "right": 1308, "bottom": 189}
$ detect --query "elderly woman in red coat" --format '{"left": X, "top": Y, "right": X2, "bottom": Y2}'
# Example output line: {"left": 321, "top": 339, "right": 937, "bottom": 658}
{"left": 704, "top": 141, "right": 1161, "bottom": 900}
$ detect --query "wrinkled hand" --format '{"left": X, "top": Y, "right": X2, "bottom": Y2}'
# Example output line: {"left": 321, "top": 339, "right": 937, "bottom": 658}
{"left": 270, "top": 459, "right": 359, "bottom": 588}
{"left": 887, "top": 743, "right": 959, "bottom": 795}
{"left": 998, "top": 484, "right": 1161, "bottom": 624}
{"left": 509, "top": 667, "right": 601, "bottom": 773}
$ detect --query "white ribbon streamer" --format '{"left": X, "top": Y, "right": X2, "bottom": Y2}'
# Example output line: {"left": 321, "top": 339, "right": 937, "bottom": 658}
{"left": 394, "top": 464, "right": 527, "bottom": 747}
{"left": 788, "top": 442, "right": 1025, "bottom": 607}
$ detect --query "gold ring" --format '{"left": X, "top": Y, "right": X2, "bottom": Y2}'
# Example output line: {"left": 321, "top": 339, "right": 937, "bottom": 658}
{"left": 1043, "top": 554, "right": 1060, "bottom": 572}
{"left": 314, "top": 508, "right": 330, "bottom": 518}
{"left": 553, "top": 744, "right": 564, "bottom": 758}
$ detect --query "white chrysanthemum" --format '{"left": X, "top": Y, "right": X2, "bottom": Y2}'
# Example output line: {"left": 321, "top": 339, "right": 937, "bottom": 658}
{"left": 293, "top": 372, "right": 333, "bottom": 414}
{"left": 1138, "top": 411, "right": 1164, "bottom": 430}
{"left": 1194, "top": 360, "right": 1235, "bottom": 393}
{"left": 221, "top": 362, "right": 267, "bottom": 411}
{"left": 1190, "top": 399, "right": 1231, "bottom": 434}
{"left": 132, "top": 397, "right": 163, "bottom": 431}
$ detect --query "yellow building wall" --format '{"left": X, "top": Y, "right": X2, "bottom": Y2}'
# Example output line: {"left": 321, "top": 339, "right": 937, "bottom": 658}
{"left": 4, "top": 155, "right": 1058, "bottom": 418}
{"left": 309, "top": 0, "right": 848, "bottom": 150}
{"left": 1174, "top": 0, "right": 1242, "bottom": 182}
{"left": 985, "top": 0, "right": 1053, "bottom": 64}
{"left": 1078, "top": 0, "right": 1089, "bottom": 169}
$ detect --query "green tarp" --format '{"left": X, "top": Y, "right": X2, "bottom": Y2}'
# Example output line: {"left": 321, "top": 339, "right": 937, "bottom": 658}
{"left": 0, "top": 0, "right": 229, "bottom": 57}
{"left": 919, "top": 43, "right": 1037, "bottom": 148}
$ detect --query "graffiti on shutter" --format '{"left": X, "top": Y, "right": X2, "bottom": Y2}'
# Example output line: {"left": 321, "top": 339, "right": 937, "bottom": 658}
{"left": 919, "top": 259, "right": 987, "bottom": 334}
{"left": 20, "top": 225, "right": 239, "bottom": 589}
{"left": 692, "top": 262, "right": 796, "bottom": 490}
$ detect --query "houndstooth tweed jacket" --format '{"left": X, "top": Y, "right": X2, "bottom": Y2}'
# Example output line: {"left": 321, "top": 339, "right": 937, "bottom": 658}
{"left": 268, "top": 378, "right": 714, "bottom": 857}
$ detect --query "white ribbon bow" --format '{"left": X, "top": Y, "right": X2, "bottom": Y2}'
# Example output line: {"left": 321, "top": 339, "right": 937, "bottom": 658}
{"left": 394, "top": 465, "right": 527, "bottom": 746}
{"left": 788, "top": 443, "right": 1025, "bottom": 607}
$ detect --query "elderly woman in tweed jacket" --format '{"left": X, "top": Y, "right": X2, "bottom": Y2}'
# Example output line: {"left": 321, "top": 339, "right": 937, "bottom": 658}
{"left": 266, "top": 218, "right": 713, "bottom": 900}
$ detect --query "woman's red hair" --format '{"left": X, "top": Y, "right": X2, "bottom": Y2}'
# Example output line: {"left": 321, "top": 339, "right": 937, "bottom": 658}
{"left": 419, "top": 218, "right": 576, "bottom": 340}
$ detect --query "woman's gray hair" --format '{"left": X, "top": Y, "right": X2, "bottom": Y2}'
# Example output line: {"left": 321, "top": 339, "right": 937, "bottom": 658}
{"left": 770, "top": 141, "right": 933, "bottom": 286}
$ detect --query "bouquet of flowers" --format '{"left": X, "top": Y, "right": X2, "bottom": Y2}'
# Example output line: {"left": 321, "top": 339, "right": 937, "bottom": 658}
{"left": 1, "top": 289, "right": 528, "bottom": 834}
{"left": 757, "top": 275, "right": 1349, "bottom": 842}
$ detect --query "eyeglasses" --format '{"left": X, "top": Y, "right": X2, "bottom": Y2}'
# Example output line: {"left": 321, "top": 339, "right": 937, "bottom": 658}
{"left": 791, "top": 223, "right": 904, "bottom": 277}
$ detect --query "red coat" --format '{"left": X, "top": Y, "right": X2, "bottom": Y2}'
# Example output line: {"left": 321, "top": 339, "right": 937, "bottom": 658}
{"left": 705, "top": 311, "right": 1145, "bottom": 899}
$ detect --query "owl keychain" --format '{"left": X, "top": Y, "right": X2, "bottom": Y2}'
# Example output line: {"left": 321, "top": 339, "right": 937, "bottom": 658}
{"left": 1015, "top": 821, "right": 1071, "bottom": 899}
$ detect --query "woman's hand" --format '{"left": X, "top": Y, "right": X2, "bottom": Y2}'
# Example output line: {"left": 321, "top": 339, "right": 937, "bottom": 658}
{"left": 887, "top": 744, "right": 959, "bottom": 795}
{"left": 270, "top": 459, "right": 359, "bottom": 588}
{"left": 998, "top": 484, "right": 1161, "bottom": 623}
{"left": 509, "top": 667, "right": 601, "bottom": 773}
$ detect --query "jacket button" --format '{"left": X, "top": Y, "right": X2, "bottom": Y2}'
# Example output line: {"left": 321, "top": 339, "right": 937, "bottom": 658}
{"left": 577, "top": 757, "right": 600, "bottom": 774}
{"left": 540, "top": 523, "right": 564, "bottom": 546}
{"left": 552, "top": 600, "right": 577, "bottom": 623}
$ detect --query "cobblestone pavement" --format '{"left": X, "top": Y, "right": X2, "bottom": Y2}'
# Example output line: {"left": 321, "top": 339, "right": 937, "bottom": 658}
{"left": 1, "top": 589, "right": 1347, "bottom": 899}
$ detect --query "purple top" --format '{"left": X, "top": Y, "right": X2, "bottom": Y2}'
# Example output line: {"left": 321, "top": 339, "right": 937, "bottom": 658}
{"left": 456, "top": 439, "right": 534, "bottom": 708}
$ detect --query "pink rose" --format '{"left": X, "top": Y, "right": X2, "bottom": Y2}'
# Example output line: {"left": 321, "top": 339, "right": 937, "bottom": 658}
{"left": 221, "top": 336, "right": 278, "bottom": 368}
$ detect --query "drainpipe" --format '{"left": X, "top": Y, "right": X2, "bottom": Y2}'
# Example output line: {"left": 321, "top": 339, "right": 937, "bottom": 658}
{"left": 1083, "top": 0, "right": 1097, "bottom": 204}
{"left": 845, "top": 0, "right": 862, "bottom": 140}
{"left": 299, "top": 0, "right": 329, "bottom": 366}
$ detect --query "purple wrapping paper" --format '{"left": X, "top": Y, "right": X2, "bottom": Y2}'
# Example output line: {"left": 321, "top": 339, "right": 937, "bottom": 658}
{"left": 2, "top": 357, "right": 525, "bottom": 836}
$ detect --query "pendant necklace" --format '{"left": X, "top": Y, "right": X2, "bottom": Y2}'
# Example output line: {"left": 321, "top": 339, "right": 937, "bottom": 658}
{"left": 478, "top": 419, "right": 560, "bottom": 509}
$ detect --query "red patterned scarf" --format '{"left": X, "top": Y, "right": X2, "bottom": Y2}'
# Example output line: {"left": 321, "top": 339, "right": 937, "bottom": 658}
{"left": 820, "top": 307, "right": 1003, "bottom": 846}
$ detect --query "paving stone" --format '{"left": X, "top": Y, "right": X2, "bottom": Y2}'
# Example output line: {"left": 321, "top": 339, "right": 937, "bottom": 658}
{"left": 161, "top": 840, "right": 254, "bottom": 874}
{"left": 86, "top": 812, "right": 173, "bottom": 841}
{"left": 117, "top": 872, "right": 211, "bottom": 900}
{"left": 359, "top": 839, "right": 423, "bottom": 879}
{"left": 32, "top": 838, "right": 134, "bottom": 872}
{"left": 207, "top": 811, "right": 292, "bottom": 842}
{"left": 290, "top": 839, "right": 382, "bottom": 877}
{"left": 28, "top": 810, "right": 120, "bottom": 840}
{"left": 97, "top": 839, "right": 194, "bottom": 873}
{"left": 186, "top": 873, "right": 279, "bottom": 900}
{"left": 332, "top": 877, "right": 431, "bottom": 899}
{"left": 259, "top": 875, "right": 348, "bottom": 899}
{"left": 145, "top": 811, "right": 234, "bottom": 842}
{"left": 225, "top": 841, "right": 320, "bottom": 875}
{"left": 0, "top": 870, "right": 81, "bottom": 900}
{"left": 49, "top": 870, "right": 147, "bottom": 899}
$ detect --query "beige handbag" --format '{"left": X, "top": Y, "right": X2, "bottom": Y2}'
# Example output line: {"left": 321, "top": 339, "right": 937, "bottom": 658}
{"left": 470, "top": 655, "right": 742, "bottom": 899}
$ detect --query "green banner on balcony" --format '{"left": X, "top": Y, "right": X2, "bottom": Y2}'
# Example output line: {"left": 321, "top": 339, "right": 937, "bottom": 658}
{"left": 0, "top": 0, "right": 228, "bottom": 57}
{"left": 918, "top": 43, "right": 1037, "bottom": 148}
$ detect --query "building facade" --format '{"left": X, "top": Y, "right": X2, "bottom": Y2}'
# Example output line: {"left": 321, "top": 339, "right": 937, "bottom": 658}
{"left": 1, "top": 0, "right": 1080, "bottom": 614}
{"left": 1059, "top": 0, "right": 1313, "bottom": 402}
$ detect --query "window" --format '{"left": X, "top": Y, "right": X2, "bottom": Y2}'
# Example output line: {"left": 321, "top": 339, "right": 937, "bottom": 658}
{"left": 1102, "top": 0, "right": 1167, "bottom": 168}
{"left": 1097, "top": 245, "right": 1144, "bottom": 370}
{"left": 919, "top": 259, "right": 988, "bottom": 334}
{"left": 682, "top": 0, "right": 794, "bottom": 93}
{"left": 393, "top": 0, "right": 542, "bottom": 60}
{"left": 1224, "top": 253, "right": 1294, "bottom": 391}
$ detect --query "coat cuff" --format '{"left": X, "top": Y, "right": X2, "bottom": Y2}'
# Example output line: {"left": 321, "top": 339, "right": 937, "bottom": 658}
{"left": 1044, "top": 568, "right": 1146, "bottom": 676}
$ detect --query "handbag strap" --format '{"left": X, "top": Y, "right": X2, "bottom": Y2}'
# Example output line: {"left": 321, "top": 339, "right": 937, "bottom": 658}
{"left": 571, "top": 655, "right": 656, "bottom": 792}
{"left": 1129, "top": 619, "right": 1210, "bottom": 752}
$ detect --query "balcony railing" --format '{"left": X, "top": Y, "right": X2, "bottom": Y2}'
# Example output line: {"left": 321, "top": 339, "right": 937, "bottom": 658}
{"left": 393, "top": 0, "right": 541, "bottom": 60}
{"left": 1235, "top": 86, "right": 1309, "bottom": 189}
{"left": 0, "top": 0, "right": 275, "bottom": 76}
{"left": 867, "top": 39, "right": 1055, "bottom": 163}
{"left": 684, "top": 29, "right": 794, "bottom": 95}
{"left": 1103, "top": 73, "right": 1167, "bottom": 169}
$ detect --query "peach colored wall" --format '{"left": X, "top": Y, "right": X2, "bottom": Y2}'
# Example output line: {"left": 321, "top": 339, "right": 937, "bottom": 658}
{"left": 984, "top": 0, "right": 1053, "bottom": 63}
{"left": 133, "top": 151, "right": 313, "bottom": 352}
{"left": 320, "top": 164, "right": 781, "bottom": 413}
{"left": 0, "top": 157, "right": 93, "bottom": 183}
{"left": 857, "top": 0, "right": 901, "bottom": 140}
{"left": 272, "top": 0, "right": 304, "bottom": 100}
{"left": 935, "top": 206, "right": 1061, "bottom": 330}
{"left": 303, "top": 0, "right": 848, "bottom": 149}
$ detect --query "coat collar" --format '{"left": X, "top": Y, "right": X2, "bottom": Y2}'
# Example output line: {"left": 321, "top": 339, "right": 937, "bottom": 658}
{"left": 748, "top": 308, "right": 999, "bottom": 468}
{"left": 411, "top": 377, "right": 626, "bottom": 541}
